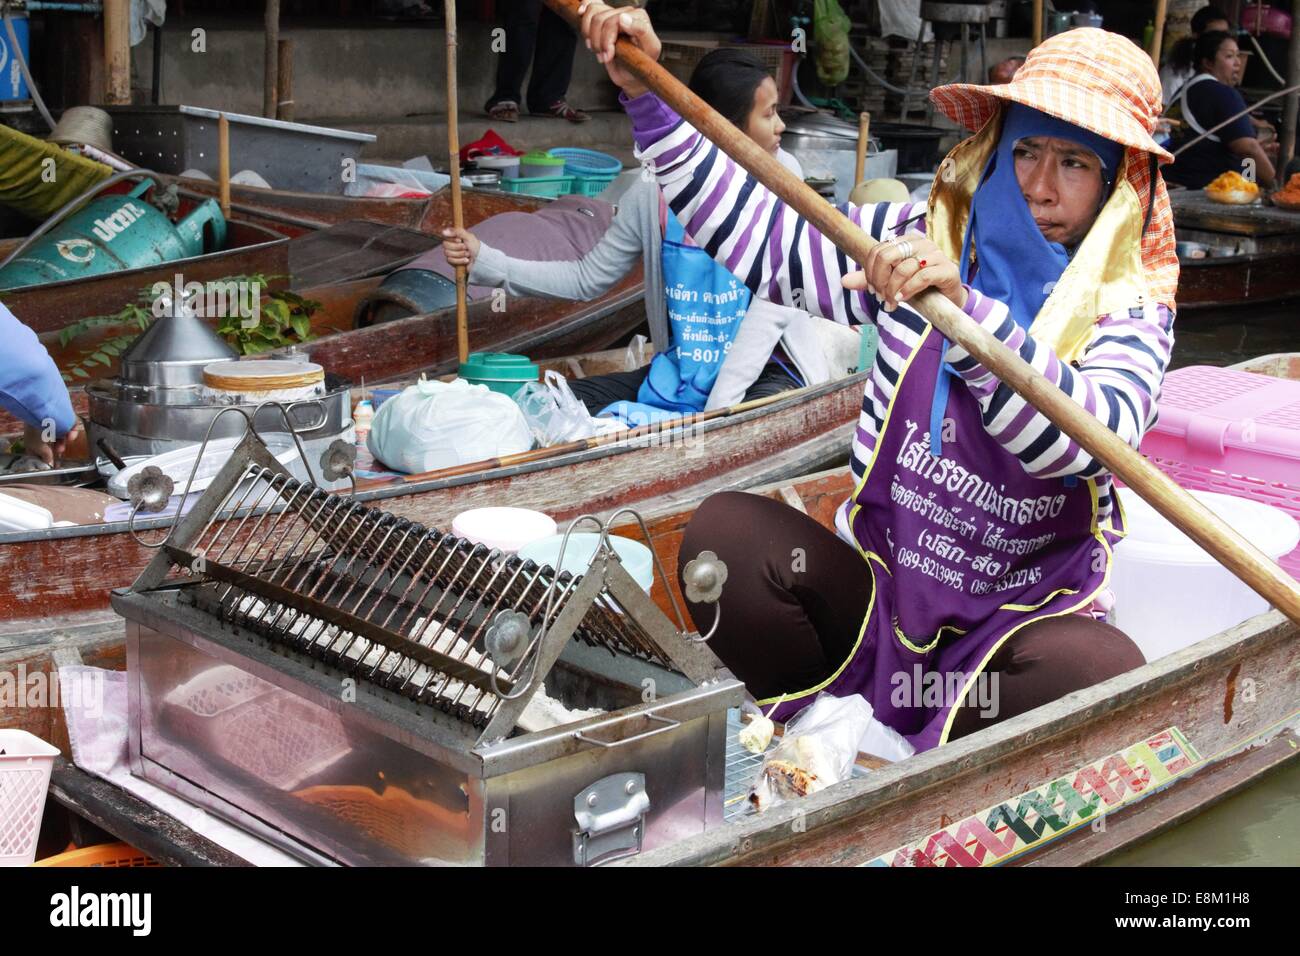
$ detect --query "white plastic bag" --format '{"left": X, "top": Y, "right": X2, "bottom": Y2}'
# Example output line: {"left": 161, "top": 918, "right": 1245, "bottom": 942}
{"left": 624, "top": 333, "right": 651, "bottom": 370}
{"left": 747, "top": 693, "right": 912, "bottom": 812}
{"left": 513, "top": 371, "right": 625, "bottom": 446}
{"left": 367, "top": 377, "right": 533, "bottom": 474}
{"left": 343, "top": 164, "right": 459, "bottom": 198}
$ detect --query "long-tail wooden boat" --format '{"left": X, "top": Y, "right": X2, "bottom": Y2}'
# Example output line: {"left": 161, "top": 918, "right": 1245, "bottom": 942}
{"left": 2, "top": 186, "right": 618, "bottom": 334}
{"left": 1173, "top": 190, "right": 1300, "bottom": 311}
{"left": 0, "top": 350, "right": 865, "bottom": 625}
{"left": 607, "top": 471, "right": 1300, "bottom": 866}
{"left": 0, "top": 187, "right": 647, "bottom": 436}
{"left": 3, "top": 466, "right": 1296, "bottom": 867}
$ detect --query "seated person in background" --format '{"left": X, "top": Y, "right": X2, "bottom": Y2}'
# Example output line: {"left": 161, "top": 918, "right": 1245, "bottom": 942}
{"left": 1166, "top": 31, "right": 1276, "bottom": 189}
{"left": 0, "top": 302, "right": 80, "bottom": 465}
{"left": 443, "top": 49, "right": 840, "bottom": 420}
{"left": 987, "top": 55, "right": 1024, "bottom": 85}
{"left": 1160, "top": 4, "right": 1230, "bottom": 106}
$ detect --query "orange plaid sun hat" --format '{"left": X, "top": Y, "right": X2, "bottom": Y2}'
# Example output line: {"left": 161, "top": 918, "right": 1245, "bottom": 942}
{"left": 929, "top": 27, "right": 1170, "bottom": 163}
{"left": 929, "top": 27, "right": 1179, "bottom": 310}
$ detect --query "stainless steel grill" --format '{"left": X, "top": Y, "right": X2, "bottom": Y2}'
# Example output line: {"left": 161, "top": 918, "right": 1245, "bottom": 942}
{"left": 117, "top": 431, "right": 743, "bottom": 865}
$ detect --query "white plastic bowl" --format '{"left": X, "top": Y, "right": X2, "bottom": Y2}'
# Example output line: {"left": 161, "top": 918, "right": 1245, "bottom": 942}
{"left": 518, "top": 533, "right": 655, "bottom": 593}
{"left": 1111, "top": 489, "right": 1300, "bottom": 660}
{"left": 451, "top": 507, "right": 556, "bottom": 553}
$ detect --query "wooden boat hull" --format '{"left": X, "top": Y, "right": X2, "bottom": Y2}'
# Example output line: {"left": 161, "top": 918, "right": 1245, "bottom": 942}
{"left": 2, "top": 464, "right": 1296, "bottom": 867}
{"left": 166, "top": 179, "right": 550, "bottom": 237}
{"left": 0, "top": 370, "right": 865, "bottom": 623}
{"left": 0, "top": 220, "right": 292, "bottom": 335}
{"left": 0, "top": 184, "right": 647, "bottom": 438}
{"left": 1176, "top": 247, "right": 1300, "bottom": 311}
{"left": 1173, "top": 193, "right": 1300, "bottom": 311}
{"left": 633, "top": 606, "right": 1299, "bottom": 867}
{"left": 612, "top": 472, "right": 1300, "bottom": 867}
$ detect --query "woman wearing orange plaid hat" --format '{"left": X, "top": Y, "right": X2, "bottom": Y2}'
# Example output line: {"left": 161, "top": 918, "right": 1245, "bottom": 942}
{"left": 579, "top": 4, "right": 1175, "bottom": 752}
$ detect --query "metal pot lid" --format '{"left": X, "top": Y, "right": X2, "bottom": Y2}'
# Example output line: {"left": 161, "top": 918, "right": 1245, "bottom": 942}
{"left": 782, "top": 112, "right": 861, "bottom": 140}
{"left": 119, "top": 301, "right": 239, "bottom": 388}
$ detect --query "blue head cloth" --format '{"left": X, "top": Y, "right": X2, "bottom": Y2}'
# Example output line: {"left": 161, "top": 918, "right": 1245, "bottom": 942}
{"left": 928, "top": 103, "right": 1123, "bottom": 458}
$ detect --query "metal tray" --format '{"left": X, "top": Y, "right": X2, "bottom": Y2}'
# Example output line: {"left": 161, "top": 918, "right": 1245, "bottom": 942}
{"left": 106, "top": 106, "right": 376, "bottom": 195}
{"left": 0, "top": 456, "right": 99, "bottom": 487}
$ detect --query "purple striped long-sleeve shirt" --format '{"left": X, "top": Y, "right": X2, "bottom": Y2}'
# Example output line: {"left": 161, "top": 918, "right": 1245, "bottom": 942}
{"left": 622, "top": 92, "right": 1174, "bottom": 530}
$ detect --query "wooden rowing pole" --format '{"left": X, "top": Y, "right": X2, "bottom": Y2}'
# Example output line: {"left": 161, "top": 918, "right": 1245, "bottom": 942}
{"left": 217, "top": 113, "right": 231, "bottom": 220}
{"left": 542, "top": 0, "right": 1300, "bottom": 624}
{"left": 854, "top": 111, "right": 870, "bottom": 188}
{"left": 1149, "top": 0, "right": 1167, "bottom": 66}
{"left": 445, "top": 0, "right": 470, "bottom": 366}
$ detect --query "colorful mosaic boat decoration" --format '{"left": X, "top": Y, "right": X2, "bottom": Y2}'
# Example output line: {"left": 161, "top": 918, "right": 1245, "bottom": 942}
{"left": 867, "top": 727, "right": 1203, "bottom": 867}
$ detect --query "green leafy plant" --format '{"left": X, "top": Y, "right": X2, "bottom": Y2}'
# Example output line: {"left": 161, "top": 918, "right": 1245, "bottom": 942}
{"left": 58, "top": 301, "right": 153, "bottom": 382}
{"left": 214, "top": 276, "right": 321, "bottom": 355}
{"left": 55, "top": 274, "right": 322, "bottom": 381}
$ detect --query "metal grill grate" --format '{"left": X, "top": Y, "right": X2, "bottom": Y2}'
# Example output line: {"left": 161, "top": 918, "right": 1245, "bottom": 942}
{"left": 127, "top": 432, "right": 728, "bottom": 745}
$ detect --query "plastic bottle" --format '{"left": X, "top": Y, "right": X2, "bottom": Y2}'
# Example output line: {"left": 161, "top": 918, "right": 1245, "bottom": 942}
{"left": 1143, "top": 20, "right": 1155, "bottom": 53}
{"left": 353, "top": 398, "right": 374, "bottom": 445}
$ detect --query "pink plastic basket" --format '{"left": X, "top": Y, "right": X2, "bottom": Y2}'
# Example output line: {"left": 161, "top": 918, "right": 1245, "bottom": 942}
{"left": 1138, "top": 365, "right": 1300, "bottom": 578}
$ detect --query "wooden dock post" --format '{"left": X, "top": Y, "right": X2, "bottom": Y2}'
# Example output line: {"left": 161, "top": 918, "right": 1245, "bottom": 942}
{"left": 103, "top": 0, "right": 131, "bottom": 104}
{"left": 264, "top": 0, "right": 281, "bottom": 119}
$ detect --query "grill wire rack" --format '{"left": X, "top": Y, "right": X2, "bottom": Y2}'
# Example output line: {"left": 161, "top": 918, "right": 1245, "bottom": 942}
{"left": 126, "top": 429, "right": 732, "bottom": 747}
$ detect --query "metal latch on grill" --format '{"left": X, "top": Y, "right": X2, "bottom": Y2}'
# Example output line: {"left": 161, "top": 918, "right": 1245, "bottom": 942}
{"left": 572, "top": 772, "right": 650, "bottom": 866}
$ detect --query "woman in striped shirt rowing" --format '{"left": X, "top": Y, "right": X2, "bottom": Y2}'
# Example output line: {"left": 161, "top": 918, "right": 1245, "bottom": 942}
{"left": 578, "top": 4, "right": 1178, "bottom": 751}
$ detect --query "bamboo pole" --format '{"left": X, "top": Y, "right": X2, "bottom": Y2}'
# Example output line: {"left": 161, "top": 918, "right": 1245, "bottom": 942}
{"left": 854, "top": 111, "right": 870, "bottom": 188}
{"left": 1032, "top": 0, "right": 1043, "bottom": 47}
{"left": 103, "top": 0, "right": 131, "bottom": 104}
{"left": 1281, "top": 0, "right": 1300, "bottom": 175}
{"left": 1150, "top": 0, "right": 1168, "bottom": 66}
{"left": 445, "top": 0, "right": 470, "bottom": 366}
{"left": 264, "top": 0, "right": 281, "bottom": 119}
{"left": 277, "top": 38, "right": 296, "bottom": 122}
{"left": 217, "top": 114, "right": 231, "bottom": 220}
{"left": 541, "top": 0, "right": 1300, "bottom": 625}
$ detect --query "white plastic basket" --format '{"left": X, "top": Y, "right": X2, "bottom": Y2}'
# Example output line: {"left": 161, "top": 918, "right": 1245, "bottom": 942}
{"left": 0, "top": 729, "right": 60, "bottom": 867}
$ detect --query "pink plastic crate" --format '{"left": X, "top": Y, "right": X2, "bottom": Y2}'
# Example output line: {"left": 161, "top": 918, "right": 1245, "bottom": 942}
{"left": 1138, "top": 365, "right": 1300, "bottom": 579}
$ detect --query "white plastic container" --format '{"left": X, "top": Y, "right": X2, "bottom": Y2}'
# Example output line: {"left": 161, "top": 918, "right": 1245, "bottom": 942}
{"left": 451, "top": 507, "right": 556, "bottom": 553}
{"left": 1111, "top": 489, "right": 1300, "bottom": 660}
{"left": 106, "top": 434, "right": 303, "bottom": 499}
{"left": 518, "top": 533, "right": 655, "bottom": 593}
{"left": 0, "top": 729, "right": 60, "bottom": 866}
{"left": 0, "top": 492, "right": 54, "bottom": 532}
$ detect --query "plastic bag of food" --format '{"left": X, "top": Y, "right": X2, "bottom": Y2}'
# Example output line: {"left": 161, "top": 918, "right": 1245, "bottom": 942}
{"left": 512, "top": 370, "right": 625, "bottom": 445}
{"left": 367, "top": 376, "right": 533, "bottom": 473}
{"left": 814, "top": 0, "right": 852, "bottom": 86}
{"left": 624, "top": 334, "right": 651, "bottom": 370}
{"left": 747, "top": 692, "right": 912, "bottom": 812}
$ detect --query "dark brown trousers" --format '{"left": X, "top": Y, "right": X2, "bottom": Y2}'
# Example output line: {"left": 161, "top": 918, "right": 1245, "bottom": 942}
{"left": 676, "top": 492, "right": 1145, "bottom": 741}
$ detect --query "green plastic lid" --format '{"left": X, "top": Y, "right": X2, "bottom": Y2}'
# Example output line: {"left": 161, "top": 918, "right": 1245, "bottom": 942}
{"left": 520, "top": 150, "right": 566, "bottom": 166}
{"left": 459, "top": 352, "right": 539, "bottom": 391}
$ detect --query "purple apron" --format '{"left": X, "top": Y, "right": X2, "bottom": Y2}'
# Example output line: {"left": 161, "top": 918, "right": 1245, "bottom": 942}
{"left": 771, "top": 326, "right": 1120, "bottom": 751}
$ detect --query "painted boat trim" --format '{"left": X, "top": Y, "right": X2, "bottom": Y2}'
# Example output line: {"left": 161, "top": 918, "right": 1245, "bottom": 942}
{"left": 866, "top": 726, "right": 1203, "bottom": 867}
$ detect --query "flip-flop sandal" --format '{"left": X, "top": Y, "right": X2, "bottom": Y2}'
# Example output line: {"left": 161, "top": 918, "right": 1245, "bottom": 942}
{"left": 543, "top": 101, "right": 590, "bottom": 123}
{"left": 487, "top": 101, "right": 519, "bottom": 122}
